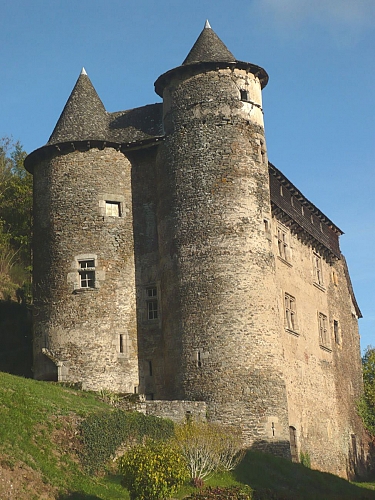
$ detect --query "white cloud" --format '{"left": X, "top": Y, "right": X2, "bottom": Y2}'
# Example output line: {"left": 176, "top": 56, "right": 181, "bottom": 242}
{"left": 252, "top": 0, "right": 375, "bottom": 41}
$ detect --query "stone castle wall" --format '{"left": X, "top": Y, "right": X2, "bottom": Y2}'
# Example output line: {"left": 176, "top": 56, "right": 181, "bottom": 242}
{"left": 32, "top": 147, "right": 139, "bottom": 392}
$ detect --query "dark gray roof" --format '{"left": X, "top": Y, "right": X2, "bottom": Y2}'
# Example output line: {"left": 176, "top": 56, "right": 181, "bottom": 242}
{"left": 182, "top": 21, "right": 235, "bottom": 65}
{"left": 48, "top": 69, "right": 108, "bottom": 144}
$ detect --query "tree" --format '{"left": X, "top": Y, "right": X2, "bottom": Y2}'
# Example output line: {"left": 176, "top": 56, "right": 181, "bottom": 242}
{"left": 358, "top": 346, "right": 375, "bottom": 437}
{"left": 0, "top": 138, "right": 32, "bottom": 301}
{"left": 173, "top": 421, "right": 244, "bottom": 486}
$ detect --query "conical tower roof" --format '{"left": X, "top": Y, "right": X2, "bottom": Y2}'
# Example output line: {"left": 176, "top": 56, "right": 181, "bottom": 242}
{"left": 182, "top": 20, "right": 235, "bottom": 65}
{"left": 48, "top": 68, "right": 108, "bottom": 144}
{"left": 155, "top": 21, "right": 268, "bottom": 96}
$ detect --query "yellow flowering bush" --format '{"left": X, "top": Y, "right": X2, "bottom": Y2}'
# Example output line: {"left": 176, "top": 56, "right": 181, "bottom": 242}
{"left": 118, "top": 439, "right": 189, "bottom": 500}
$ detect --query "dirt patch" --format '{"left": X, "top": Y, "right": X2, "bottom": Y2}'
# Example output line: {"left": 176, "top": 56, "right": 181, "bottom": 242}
{"left": 0, "top": 458, "right": 58, "bottom": 500}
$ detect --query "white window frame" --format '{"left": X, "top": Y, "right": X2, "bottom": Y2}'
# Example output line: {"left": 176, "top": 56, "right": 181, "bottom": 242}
{"left": 78, "top": 259, "right": 96, "bottom": 289}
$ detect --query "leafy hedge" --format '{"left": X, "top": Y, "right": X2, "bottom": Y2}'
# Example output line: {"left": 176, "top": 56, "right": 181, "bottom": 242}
{"left": 185, "top": 486, "right": 253, "bottom": 499}
{"left": 80, "top": 409, "right": 174, "bottom": 473}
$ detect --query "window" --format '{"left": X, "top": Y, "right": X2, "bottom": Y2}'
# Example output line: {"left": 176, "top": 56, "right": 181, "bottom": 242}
{"left": 334, "top": 320, "right": 340, "bottom": 345}
{"left": 318, "top": 312, "right": 330, "bottom": 349}
{"left": 313, "top": 252, "right": 324, "bottom": 287}
{"left": 105, "top": 201, "right": 121, "bottom": 217}
{"left": 146, "top": 286, "right": 158, "bottom": 320}
{"left": 119, "top": 333, "right": 129, "bottom": 355}
{"left": 285, "top": 293, "right": 297, "bottom": 333}
{"left": 240, "top": 89, "right": 249, "bottom": 101}
{"left": 78, "top": 260, "right": 95, "bottom": 288}
{"left": 277, "top": 225, "right": 289, "bottom": 262}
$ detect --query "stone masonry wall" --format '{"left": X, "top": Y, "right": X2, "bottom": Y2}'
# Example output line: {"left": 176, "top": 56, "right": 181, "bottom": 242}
{"left": 32, "top": 147, "right": 138, "bottom": 392}
{"left": 155, "top": 66, "right": 290, "bottom": 453}
{"left": 273, "top": 216, "right": 364, "bottom": 477}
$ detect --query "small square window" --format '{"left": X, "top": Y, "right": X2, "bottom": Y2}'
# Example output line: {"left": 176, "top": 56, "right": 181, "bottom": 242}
{"left": 78, "top": 260, "right": 95, "bottom": 288}
{"left": 105, "top": 201, "right": 121, "bottom": 217}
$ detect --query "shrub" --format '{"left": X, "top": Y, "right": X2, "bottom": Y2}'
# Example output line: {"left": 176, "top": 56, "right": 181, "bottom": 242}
{"left": 185, "top": 485, "right": 253, "bottom": 499}
{"left": 299, "top": 451, "right": 311, "bottom": 468}
{"left": 118, "top": 439, "right": 189, "bottom": 500}
{"left": 174, "top": 421, "right": 244, "bottom": 484}
{"left": 80, "top": 410, "right": 174, "bottom": 473}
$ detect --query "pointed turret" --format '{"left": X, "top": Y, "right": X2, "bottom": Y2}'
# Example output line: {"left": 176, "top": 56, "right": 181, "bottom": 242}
{"left": 182, "top": 20, "right": 235, "bottom": 65}
{"left": 48, "top": 68, "right": 108, "bottom": 144}
{"left": 155, "top": 21, "right": 268, "bottom": 96}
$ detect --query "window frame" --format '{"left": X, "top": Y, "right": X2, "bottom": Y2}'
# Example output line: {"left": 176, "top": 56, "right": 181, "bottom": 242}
{"left": 78, "top": 259, "right": 96, "bottom": 289}
{"left": 277, "top": 224, "right": 291, "bottom": 264}
{"left": 284, "top": 292, "right": 298, "bottom": 335}
{"left": 313, "top": 252, "right": 324, "bottom": 289}
{"left": 146, "top": 285, "right": 159, "bottom": 321}
{"left": 318, "top": 312, "right": 331, "bottom": 351}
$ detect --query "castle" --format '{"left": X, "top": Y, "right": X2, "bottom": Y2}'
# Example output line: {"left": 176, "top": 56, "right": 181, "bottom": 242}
{"left": 25, "top": 21, "right": 366, "bottom": 477}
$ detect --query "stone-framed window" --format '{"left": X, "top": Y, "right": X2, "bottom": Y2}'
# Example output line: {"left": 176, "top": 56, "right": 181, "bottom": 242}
{"left": 318, "top": 312, "right": 331, "bottom": 350}
{"left": 277, "top": 224, "right": 290, "bottom": 263}
{"left": 78, "top": 259, "right": 95, "bottom": 288}
{"left": 146, "top": 286, "right": 158, "bottom": 321}
{"left": 68, "top": 254, "right": 104, "bottom": 292}
{"left": 284, "top": 293, "right": 298, "bottom": 334}
{"left": 105, "top": 201, "right": 121, "bottom": 217}
{"left": 313, "top": 252, "right": 324, "bottom": 288}
{"left": 99, "top": 194, "right": 126, "bottom": 218}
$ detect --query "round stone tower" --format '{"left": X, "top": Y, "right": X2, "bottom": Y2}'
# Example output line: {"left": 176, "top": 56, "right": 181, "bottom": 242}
{"left": 154, "top": 22, "right": 290, "bottom": 450}
{"left": 25, "top": 69, "right": 139, "bottom": 392}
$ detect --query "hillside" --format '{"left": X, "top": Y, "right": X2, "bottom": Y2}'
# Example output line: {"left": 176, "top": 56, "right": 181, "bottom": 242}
{"left": 1, "top": 371, "right": 375, "bottom": 500}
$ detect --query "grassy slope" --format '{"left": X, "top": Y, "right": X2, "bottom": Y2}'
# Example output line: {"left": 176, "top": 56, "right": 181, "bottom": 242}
{"left": 1, "top": 371, "right": 375, "bottom": 500}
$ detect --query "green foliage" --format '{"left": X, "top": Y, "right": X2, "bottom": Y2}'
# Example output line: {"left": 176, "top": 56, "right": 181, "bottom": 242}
{"left": 80, "top": 409, "right": 174, "bottom": 474}
{"left": 174, "top": 421, "right": 244, "bottom": 483}
{"left": 0, "top": 138, "right": 32, "bottom": 301}
{"left": 118, "top": 439, "right": 189, "bottom": 500}
{"left": 185, "top": 485, "right": 253, "bottom": 499}
{"left": 358, "top": 346, "right": 375, "bottom": 436}
{"left": 299, "top": 451, "right": 311, "bottom": 468}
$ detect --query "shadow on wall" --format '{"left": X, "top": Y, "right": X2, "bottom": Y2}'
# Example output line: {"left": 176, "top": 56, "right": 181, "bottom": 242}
{"left": 0, "top": 300, "right": 33, "bottom": 377}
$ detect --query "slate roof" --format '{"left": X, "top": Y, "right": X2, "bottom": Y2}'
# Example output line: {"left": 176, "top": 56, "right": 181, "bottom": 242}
{"left": 48, "top": 69, "right": 108, "bottom": 144}
{"left": 182, "top": 20, "right": 235, "bottom": 65}
{"left": 44, "top": 69, "right": 163, "bottom": 149}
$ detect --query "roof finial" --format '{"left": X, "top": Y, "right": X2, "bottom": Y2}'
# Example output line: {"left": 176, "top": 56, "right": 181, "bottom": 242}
{"left": 204, "top": 20, "right": 211, "bottom": 29}
{"left": 80, "top": 67, "right": 87, "bottom": 76}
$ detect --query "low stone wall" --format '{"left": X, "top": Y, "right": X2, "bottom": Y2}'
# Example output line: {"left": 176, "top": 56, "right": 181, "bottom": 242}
{"left": 145, "top": 400, "right": 207, "bottom": 423}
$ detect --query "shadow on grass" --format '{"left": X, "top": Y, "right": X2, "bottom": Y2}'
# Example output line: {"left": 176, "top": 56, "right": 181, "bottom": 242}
{"left": 234, "top": 449, "right": 375, "bottom": 500}
{"left": 57, "top": 495, "right": 102, "bottom": 500}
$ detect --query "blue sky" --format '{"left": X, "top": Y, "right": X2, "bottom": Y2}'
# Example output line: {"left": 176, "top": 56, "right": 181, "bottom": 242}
{"left": 1, "top": 0, "right": 374, "bottom": 352}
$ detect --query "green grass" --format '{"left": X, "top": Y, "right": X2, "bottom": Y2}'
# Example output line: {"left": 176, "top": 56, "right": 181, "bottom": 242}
{"left": 1, "top": 371, "right": 375, "bottom": 499}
